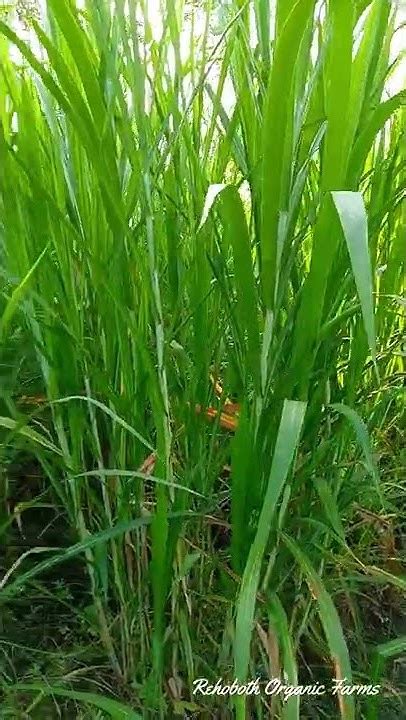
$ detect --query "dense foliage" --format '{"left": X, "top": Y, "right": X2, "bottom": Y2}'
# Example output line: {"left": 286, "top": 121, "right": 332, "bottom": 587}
{"left": 0, "top": 0, "right": 405, "bottom": 717}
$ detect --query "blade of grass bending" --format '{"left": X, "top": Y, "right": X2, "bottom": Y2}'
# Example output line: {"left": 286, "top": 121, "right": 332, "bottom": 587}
{"left": 347, "top": 91, "right": 406, "bottom": 186}
{"left": 363, "top": 566, "right": 406, "bottom": 591}
{"left": 329, "top": 403, "right": 380, "bottom": 490}
{"left": 367, "top": 636, "right": 406, "bottom": 720}
{"left": 282, "top": 534, "right": 355, "bottom": 720}
{"left": 75, "top": 470, "right": 204, "bottom": 497}
{"left": 331, "top": 192, "right": 376, "bottom": 363}
{"left": 198, "top": 183, "right": 226, "bottom": 230}
{"left": 0, "top": 242, "right": 49, "bottom": 342}
{"left": 234, "top": 400, "right": 306, "bottom": 720}
{"left": 50, "top": 396, "right": 154, "bottom": 451}
{"left": 0, "top": 416, "right": 61, "bottom": 455}
{"left": 313, "top": 477, "right": 346, "bottom": 541}
{"left": 0, "top": 511, "right": 196, "bottom": 601}
{"left": 6, "top": 684, "right": 142, "bottom": 719}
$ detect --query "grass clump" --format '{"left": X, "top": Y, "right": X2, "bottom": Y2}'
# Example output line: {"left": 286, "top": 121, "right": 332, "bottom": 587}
{"left": 0, "top": 0, "right": 405, "bottom": 717}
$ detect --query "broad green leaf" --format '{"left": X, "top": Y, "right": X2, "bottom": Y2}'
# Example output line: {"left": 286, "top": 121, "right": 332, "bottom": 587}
{"left": 261, "top": 0, "right": 315, "bottom": 308}
{"left": 288, "top": 198, "right": 339, "bottom": 397}
{"left": 0, "top": 0, "right": 404, "bottom": 708}
{"left": 322, "top": 0, "right": 353, "bottom": 190}
{"left": 234, "top": 400, "right": 306, "bottom": 719}
{"left": 331, "top": 191, "right": 376, "bottom": 361}
{"left": 199, "top": 183, "right": 260, "bottom": 390}
{"left": 218, "top": 186, "right": 260, "bottom": 390}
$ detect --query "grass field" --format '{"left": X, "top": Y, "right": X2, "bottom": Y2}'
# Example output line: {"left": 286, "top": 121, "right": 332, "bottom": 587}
{"left": 0, "top": 0, "right": 405, "bottom": 717}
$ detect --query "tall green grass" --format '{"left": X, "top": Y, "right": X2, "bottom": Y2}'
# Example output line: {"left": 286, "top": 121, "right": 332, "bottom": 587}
{"left": 0, "top": 0, "right": 405, "bottom": 717}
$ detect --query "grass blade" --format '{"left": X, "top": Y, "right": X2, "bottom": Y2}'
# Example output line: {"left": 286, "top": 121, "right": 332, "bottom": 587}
{"left": 282, "top": 534, "right": 355, "bottom": 720}
{"left": 367, "top": 636, "right": 406, "bottom": 720}
{"left": 330, "top": 403, "right": 380, "bottom": 487}
{"left": 0, "top": 416, "right": 61, "bottom": 455}
{"left": 0, "top": 511, "right": 195, "bottom": 600}
{"left": 0, "top": 243, "right": 49, "bottom": 342}
{"left": 234, "top": 399, "right": 306, "bottom": 718}
{"left": 331, "top": 191, "right": 376, "bottom": 362}
{"left": 5, "top": 683, "right": 142, "bottom": 719}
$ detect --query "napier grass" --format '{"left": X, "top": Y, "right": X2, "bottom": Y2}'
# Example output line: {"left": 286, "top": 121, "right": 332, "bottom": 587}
{"left": 0, "top": 0, "right": 405, "bottom": 717}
